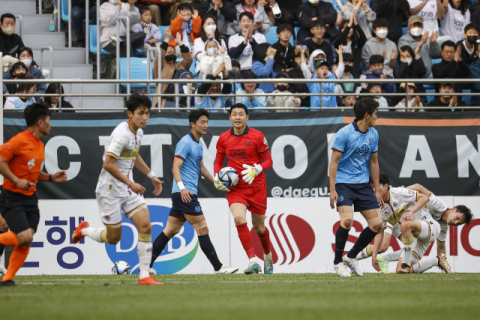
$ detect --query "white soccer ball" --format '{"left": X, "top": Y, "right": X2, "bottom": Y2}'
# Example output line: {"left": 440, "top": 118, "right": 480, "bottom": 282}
{"left": 219, "top": 167, "right": 239, "bottom": 188}
{"left": 112, "top": 261, "right": 131, "bottom": 275}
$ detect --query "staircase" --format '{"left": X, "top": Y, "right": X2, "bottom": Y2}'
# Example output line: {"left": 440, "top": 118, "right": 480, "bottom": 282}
{"left": 1, "top": 0, "right": 123, "bottom": 109}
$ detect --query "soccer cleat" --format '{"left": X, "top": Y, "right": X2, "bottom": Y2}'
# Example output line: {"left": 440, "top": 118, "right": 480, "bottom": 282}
{"left": 72, "top": 221, "right": 89, "bottom": 244}
{"left": 0, "top": 264, "right": 6, "bottom": 277}
{"left": 148, "top": 267, "right": 157, "bottom": 276}
{"left": 264, "top": 253, "right": 273, "bottom": 274}
{"left": 0, "top": 280, "right": 16, "bottom": 287}
{"left": 343, "top": 255, "right": 364, "bottom": 276}
{"left": 244, "top": 262, "right": 262, "bottom": 274}
{"left": 334, "top": 262, "right": 351, "bottom": 277}
{"left": 215, "top": 266, "right": 239, "bottom": 274}
{"left": 438, "top": 254, "right": 452, "bottom": 274}
{"left": 377, "top": 254, "right": 391, "bottom": 274}
{"left": 138, "top": 277, "right": 163, "bottom": 285}
{"left": 398, "top": 263, "right": 411, "bottom": 274}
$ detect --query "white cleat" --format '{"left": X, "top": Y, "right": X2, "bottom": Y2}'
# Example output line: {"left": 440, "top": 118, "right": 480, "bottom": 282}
{"left": 215, "top": 266, "right": 239, "bottom": 274}
{"left": 148, "top": 267, "right": 157, "bottom": 276}
{"left": 356, "top": 248, "right": 370, "bottom": 261}
{"left": 343, "top": 255, "right": 364, "bottom": 276}
{"left": 334, "top": 262, "right": 351, "bottom": 277}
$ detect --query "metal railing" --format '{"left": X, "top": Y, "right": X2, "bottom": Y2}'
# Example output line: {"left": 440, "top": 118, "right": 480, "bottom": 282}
{"left": 116, "top": 15, "right": 130, "bottom": 94}
{"left": 14, "top": 15, "right": 22, "bottom": 38}
{"left": 146, "top": 47, "right": 161, "bottom": 97}
{"left": 38, "top": 46, "right": 54, "bottom": 78}
{"left": 63, "top": 0, "right": 90, "bottom": 63}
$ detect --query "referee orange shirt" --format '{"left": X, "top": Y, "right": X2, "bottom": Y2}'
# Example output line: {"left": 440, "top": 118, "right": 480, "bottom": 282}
{"left": 0, "top": 130, "right": 45, "bottom": 196}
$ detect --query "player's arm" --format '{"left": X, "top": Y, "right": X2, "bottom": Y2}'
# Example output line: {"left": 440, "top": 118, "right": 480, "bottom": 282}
{"left": 134, "top": 154, "right": 164, "bottom": 196}
{"left": 213, "top": 140, "right": 229, "bottom": 192}
{"left": 0, "top": 155, "right": 33, "bottom": 190}
{"left": 103, "top": 155, "right": 145, "bottom": 194}
{"left": 406, "top": 183, "right": 430, "bottom": 196}
{"left": 241, "top": 134, "right": 272, "bottom": 185}
{"left": 437, "top": 240, "right": 446, "bottom": 255}
{"left": 369, "top": 152, "right": 384, "bottom": 208}
{"left": 371, "top": 230, "right": 385, "bottom": 272}
{"left": 38, "top": 171, "right": 67, "bottom": 183}
{"left": 172, "top": 157, "right": 193, "bottom": 203}
{"left": 200, "top": 160, "right": 214, "bottom": 184}
{"left": 329, "top": 150, "right": 342, "bottom": 209}
{"left": 403, "top": 192, "right": 430, "bottom": 220}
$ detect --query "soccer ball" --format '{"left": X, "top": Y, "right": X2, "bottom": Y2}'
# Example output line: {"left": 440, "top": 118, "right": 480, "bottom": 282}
{"left": 112, "top": 261, "right": 131, "bottom": 275}
{"left": 219, "top": 167, "right": 239, "bottom": 188}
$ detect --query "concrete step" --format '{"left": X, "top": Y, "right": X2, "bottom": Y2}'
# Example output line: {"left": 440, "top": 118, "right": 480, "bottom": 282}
{"left": 60, "top": 83, "right": 123, "bottom": 109}
{"left": 0, "top": 0, "right": 36, "bottom": 16}
{"left": 33, "top": 47, "right": 86, "bottom": 65}
{"left": 22, "top": 32, "right": 65, "bottom": 49}
{"left": 16, "top": 14, "right": 52, "bottom": 34}
{"left": 50, "top": 64, "right": 93, "bottom": 79}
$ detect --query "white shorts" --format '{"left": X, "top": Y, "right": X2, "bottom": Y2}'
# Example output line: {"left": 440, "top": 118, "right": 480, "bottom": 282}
{"left": 96, "top": 192, "right": 147, "bottom": 227}
{"left": 410, "top": 220, "right": 441, "bottom": 262}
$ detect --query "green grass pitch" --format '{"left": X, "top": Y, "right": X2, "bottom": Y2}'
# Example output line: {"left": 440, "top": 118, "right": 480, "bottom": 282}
{"left": 1, "top": 274, "right": 479, "bottom": 319}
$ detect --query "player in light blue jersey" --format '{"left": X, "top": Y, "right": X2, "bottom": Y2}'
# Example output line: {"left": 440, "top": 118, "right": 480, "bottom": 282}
{"left": 150, "top": 109, "right": 238, "bottom": 274}
{"left": 329, "top": 98, "right": 384, "bottom": 277}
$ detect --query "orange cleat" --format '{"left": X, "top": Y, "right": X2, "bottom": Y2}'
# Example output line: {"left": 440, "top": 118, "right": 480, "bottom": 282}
{"left": 72, "top": 221, "right": 89, "bottom": 244}
{"left": 138, "top": 277, "right": 163, "bottom": 285}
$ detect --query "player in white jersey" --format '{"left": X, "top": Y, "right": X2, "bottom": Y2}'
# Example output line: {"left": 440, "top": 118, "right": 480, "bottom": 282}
{"left": 71, "top": 93, "right": 164, "bottom": 285}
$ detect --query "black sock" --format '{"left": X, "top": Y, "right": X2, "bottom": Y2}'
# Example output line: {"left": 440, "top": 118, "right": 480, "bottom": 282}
{"left": 150, "top": 232, "right": 171, "bottom": 268}
{"left": 0, "top": 230, "right": 4, "bottom": 258}
{"left": 334, "top": 226, "right": 350, "bottom": 265}
{"left": 347, "top": 227, "right": 378, "bottom": 259}
{"left": 198, "top": 234, "right": 222, "bottom": 271}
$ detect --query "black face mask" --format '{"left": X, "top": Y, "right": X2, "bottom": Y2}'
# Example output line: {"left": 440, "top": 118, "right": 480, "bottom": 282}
{"left": 165, "top": 54, "right": 177, "bottom": 63}
{"left": 277, "top": 85, "right": 288, "bottom": 92}
{"left": 228, "top": 69, "right": 241, "bottom": 79}
{"left": 344, "top": 65, "right": 353, "bottom": 73}
{"left": 14, "top": 73, "right": 26, "bottom": 79}
{"left": 468, "top": 36, "right": 478, "bottom": 44}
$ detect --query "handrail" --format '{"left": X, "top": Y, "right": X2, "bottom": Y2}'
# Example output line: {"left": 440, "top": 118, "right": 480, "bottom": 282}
{"left": 38, "top": 46, "right": 54, "bottom": 79}
{"left": 39, "top": 0, "right": 43, "bottom": 15}
{"left": 68, "top": 0, "right": 72, "bottom": 47}
{"left": 1, "top": 52, "right": 3, "bottom": 144}
{"left": 116, "top": 15, "right": 130, "bottom": 94}
{"left": 146, "top": 47, "right": 160, "bottom": 97}
{"left": 14, "top": 15, "right": 23, "bottom": 38}
{"left": 96, "top": 0, "right": 100, "bottom": 80}
{"left": 85, "top": 0, "right": 89, "bottom": 64}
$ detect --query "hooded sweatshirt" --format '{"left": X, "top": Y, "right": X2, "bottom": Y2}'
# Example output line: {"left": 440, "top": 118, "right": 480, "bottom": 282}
{"left": 361, "top": 36, "right": 397, "bottom": 75}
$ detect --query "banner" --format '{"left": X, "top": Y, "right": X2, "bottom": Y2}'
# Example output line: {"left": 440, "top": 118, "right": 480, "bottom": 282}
{"left": 3, "top": 111, "right": 480, "bottom": 198}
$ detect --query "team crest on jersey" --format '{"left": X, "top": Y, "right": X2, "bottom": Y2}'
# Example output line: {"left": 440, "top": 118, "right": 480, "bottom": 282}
{"left": 393, "top": 202, "right": 398, "bottom": 207}
{"left": 263, "top": 137, "right": 268, "bottom": 146}
{"left": 369, "top": 137, "right": 374, "bottom": 144}
{"left": 244, "top": 139, "right": 251, "bottom": 147}
{"left": 28, "top": 158, "right": 36, "bottom": 169}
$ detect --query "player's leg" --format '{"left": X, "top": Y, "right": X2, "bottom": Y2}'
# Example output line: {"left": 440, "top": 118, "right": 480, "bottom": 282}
{"left": 357, "top": 229, "right": 392, "bottom": 260}
{"left": 398, "top": 219, "right": 423, "bottom": 272}
{"left": 0, "top": 213, "right": 8, "bottom": 276}
{"left": 150, "top": 215, "right": 185, "bottom": 269}
{"left": 251, "top": 212, "right": 273, "bottom": 274}
{"left": 333, "top": 205, "right": 353, "bottom": 277}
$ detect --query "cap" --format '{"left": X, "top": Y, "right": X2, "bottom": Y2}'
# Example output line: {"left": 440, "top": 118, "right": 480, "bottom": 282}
{"left": 408, "top": 15, "right": 423, "bottom": 25}
{"left": 440, "top": 81, "right": 454, "bottom": 88}
{"left": 400, "top": 82, "right": 417, "bottom": 89}
{"left": 243, "top": 71, "right": 258, "bottom": 79}
{"left": 314, "top": 60, "right": 330, "bottom": 69}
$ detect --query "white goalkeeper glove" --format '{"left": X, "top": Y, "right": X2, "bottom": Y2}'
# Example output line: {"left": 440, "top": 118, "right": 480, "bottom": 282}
{"left": 241, "top": 163, "right": 263, "bottom": 185}
{"left": 213, "top": 174, "right": 230, "bottom": 192}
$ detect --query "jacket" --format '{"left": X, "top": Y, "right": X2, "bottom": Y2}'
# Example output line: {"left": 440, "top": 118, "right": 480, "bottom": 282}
{"left": 168, "top": 15, "right": 202, "bottom": 48}
{"left": 398, "top": 32, "right": 440, "bottom": 78}
{"left": 236, "top": 88, "right": 267, "bottom": 112}
{"left": 393, "top": 58, "right": 427, "bottom": 94}
{"left": 371, "top": 0, "right": 410, "bottom": 42}
{"left": 266, "top": 90, "right": 301, "bottom": 111}
{"left": 432, "top": 58, "right": 471, "bottom": 92}
{"left": 336, "top": 1, "right": 376, "bottom": 39}
{"left": 100, "top": 2, "right": 140, "bottom": 48}
{"left": 195, "top": 75, "right": 233, "bottom": 111}
{"left": 456, "top": 40, "right": 477, "bottom": 66}
{"left": 306, "top": 63, "right": 345, "bottom": 109}
{"left": 361, "top": 37, "right": 397, "bottom": 75}
{"left": 231, "top": 4, "right": 271, "bottom": 35}
{"left": 272, "top": 41, "right": 296, "bottom": 71}
{"left": 197, "top": 50, "right": 232, "bottom": 79}
{"left": 297, "top": 2, "right": 338, "bottom": 43}
{"left": 251, "top": 59, "right": 280, "bottom": 94}
{"left": 131, "top": 23, "right": 162, "bottom": 43}
{"left": 0, "top": 30, "right": 25, "bottom": 58}
{"left": 3, "top": 66, "right": 46, "bottom": 94}
{"left": 362, "top": 70, "right": 395, "bottom": 93}
{"left": 334, "top": 23, "right": 367, "bottom": 75}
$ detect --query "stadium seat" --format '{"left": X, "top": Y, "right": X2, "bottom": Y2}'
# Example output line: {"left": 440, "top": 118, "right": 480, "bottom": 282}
{"left": 431, "top": 58, "right": 442, "bottom": 65}
{"left": 119, "top": 57, "right": 155, "bottom": 89}
{"left": 89, "top": 25, "right": 111, "bottom": 54}
{"left": 265, "top": 26, "right": 278, "bottom": 45}
{"left": 294, "top": 26, "right": 300, "bottom": 42}
{"left": 402, "top": 27, "right": 408, "bottom": 35}
{"left": 62, "top": 0, "right": 99, "bottom": 23}
{"left": 426, "top": 89, "right": 435, "bottom": 104}
{"left": 462, "top": 89, "right": 471, "bottom": 106}
{"left": 158, "top": 26, "right": 170, "bottom": 40}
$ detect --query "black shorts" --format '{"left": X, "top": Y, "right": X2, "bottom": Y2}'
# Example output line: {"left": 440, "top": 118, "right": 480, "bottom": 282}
{"left": 169, "top": 192, "right": 203, "bottom": 220}
{"left": 0, "top": 189, "right": 40, "bottom": 234}
{"left": 336, "top": 183, "right": 379, "bottom": 212}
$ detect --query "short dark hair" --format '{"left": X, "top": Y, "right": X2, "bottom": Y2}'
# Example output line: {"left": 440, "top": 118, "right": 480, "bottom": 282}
{"left": 372, "top": 18, "right": 388, "bottom": 30}
{"left": 343, "top": 53, "right": 355, "bottom": 63}
{"left": 465, "top": 22, "right": 478, "bottom": 34}
{"left": 189, "top": 109, "right": 209, "bottom": 126}
{"left": 1, "top": 13, "right": 15, "bottom": 24}
{"left": 126, "top": 93, "right": 151, "bottom": 113}
{"left": 25, "top": 103, "right": 51, "bottom": 127}
{"left": 18, "top": 76, "right": 36, "bottom": 93}
{"left": 239, "top": 11, "right": 254, "bottom": 22}
{"left": 441, "top": 40, "right": 456, "bottom": 50}
{"left": 11, "top": 62, "right": 27, "bottom": 74}
{"left": 19, "top": 47, "right": 34, "bottom": 58}
{"left": 354, "top": 97, "right": 378, "bottom": 120}
{"left": 229, "top": 103, "right": 249, "bottom": 115}
{"left": 455, "top": 205, "right": 473, "bottom": 226}
{"left": 232, "top": 60, "right": 241, "bottom": 69}
{"left": 369, "top": 172, "right": 390, "bottom": 188}
{"left": 140, "top": 6, "right": 152, "bottom": 16}
{"left": 277, "top": 24, "right": 293, "bottom": 35}
{"left": 275, "top": 73, "right": 289, "bottom": 79}
{"left": 177, "top": 3, "right": 193, "bottom": 13}
{"left": 310, "top": 20, "right": 326, "bottom": 29}
{"left": 369, "top": 54, "right": 384, "bottom": 66}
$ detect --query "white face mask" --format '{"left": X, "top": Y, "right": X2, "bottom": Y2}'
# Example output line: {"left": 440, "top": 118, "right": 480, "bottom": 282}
{"left": 109, "top": 0, "right": 118, "bottom": 3}
{"left": 410, "top": 27, "right": 423, "bottom": 37}
{"left": 204, "top": 25, "right": 217, "bottom": 35}
{"left": 375, "top": 29, "right": 388, "bottom": 39}
{"left": 2, "top": 26, "right": 15, "bottom": 36}
{"left": 406, "top": 58, "right": 413, "bottom": 66}
{"left": 20, "top": 58, "right": 32, "bottom": 68}
{"left": 308, "top": 0, "right": 320, "bottom": 4}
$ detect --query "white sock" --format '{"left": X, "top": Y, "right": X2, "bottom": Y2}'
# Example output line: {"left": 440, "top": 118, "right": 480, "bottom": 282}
{"left": 249, "top": 258, "right": 257, "bottom": 266}
{"left": 137, "top": 241, "right": 153, "bottom": 279}
{"left": 82, "top": 227, "right": 105, "bottom": 243}
{"left": 412, "top": 257, "right": 438, "bottom": 274}
{"left": 356, "top": 247, "right": 372, "bottom": 260}
{"left": 382, "top": 250, "right": 402, "bottom": 262}
{"left": 403, "top": 245, "right": 413, "bottom": 266}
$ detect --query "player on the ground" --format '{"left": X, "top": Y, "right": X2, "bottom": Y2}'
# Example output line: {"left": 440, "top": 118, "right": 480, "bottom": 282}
{"left": 329, "top": 98, "right": 383, "bottom": 277}
{"left": 149, "top": 109, "right": 238, "bottom": 274}
{"left": 213, "top": 103, "right": 273, "bottom": 274}
{"left": 72, "top": 93, "right": 164, "bottom": 285}
{"left": 0, "top": 104, "right": 67, "bottom": 286}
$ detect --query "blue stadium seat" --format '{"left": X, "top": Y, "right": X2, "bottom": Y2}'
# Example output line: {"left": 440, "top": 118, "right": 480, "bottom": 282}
{"left": 89, "top": 25, "right": 111, "bottom": 54}
{"left": 119, "top": 57, "right": 155, "bottom": 89}
{"left": 426, "top": 89, "right": 435, "bottom": 104}
{"left": 462, "top": 89, "right": 471, "bottom": 106}
{"left": 158, "top": 26, "right": 171, "bottom": 40}
{"left": 265, "top": 26, "right": 278, "bottom": 45}
{"left": 62, "top": 0, "right": 100, "bottom": 23}
{"left": 431, "top": 58, "right": 442, "bottom": 65}
{"left": 402, "top": 27, "right": 408, "bottom": 35}
{"left": 294, "top": 26, "right": 300, "bottom": 42}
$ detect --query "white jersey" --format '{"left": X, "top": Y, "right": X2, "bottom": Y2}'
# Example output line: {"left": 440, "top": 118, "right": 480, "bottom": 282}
{"left": 96, "top": 121, "right": 143, "bottom": 197}
{"left": 407, "top": 0, "right": 439, "bottom": 34}
{"left": 425, "top": 194, "right": 449, "bottom": 242}
{"left": 440, "top": 4, "right": 470, "bottom": 43}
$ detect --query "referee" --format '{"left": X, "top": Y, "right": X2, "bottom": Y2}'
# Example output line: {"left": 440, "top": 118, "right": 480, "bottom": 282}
{"left": 0, "top": 103, "right": 67, "bottom": 286}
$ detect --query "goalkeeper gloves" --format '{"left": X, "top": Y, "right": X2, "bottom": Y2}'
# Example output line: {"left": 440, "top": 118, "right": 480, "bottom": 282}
{"left": 213, "top": 174, "right": 230, "bottom": 192}
{"left": 241, "top": 163, "right": 263, "bottom": 185}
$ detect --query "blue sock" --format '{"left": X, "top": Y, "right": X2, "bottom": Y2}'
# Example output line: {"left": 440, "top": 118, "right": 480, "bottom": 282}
{"left": 198, "top": 234, "right": 222, "bottom": 271}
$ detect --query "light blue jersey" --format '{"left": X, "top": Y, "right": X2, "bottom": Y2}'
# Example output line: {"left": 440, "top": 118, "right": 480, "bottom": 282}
{"left": 332, "top": 120, "right": 379, "bottom": 184}
{"left": 172, "top": 131, "right": 203, "bottom": 195}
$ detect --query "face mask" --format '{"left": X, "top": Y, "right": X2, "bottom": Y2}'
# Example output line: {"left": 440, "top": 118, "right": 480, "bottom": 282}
{"left": 14, "top": 73, "right": 26, "bottom": 79}
{"left": 308, "top": 0, "right": 320, "bottom": 4}
{"left": 206, "top": 48, "right": 217, "bottom": 56}
{"left": 406, "top": 58, "right": 413, "bottom": 66}
{"left": 375, "top": 29, "right": 388, "bottom": 39}
{"left": 204, "top": 25, "right": 217, "bottom": 35}
{"left": 344, "top": 65, "right": 352, "bottom": 73}
{"left": 109, "top": 0, "right": 117, "bottom": 3}
{"left": 165, "top": 54, "right": 177, "bottom": 63}
{"left": 410, "top": 27, "right": 423, "bottom": 37}
{"left": 20, "top": 58, "right": 32, "bottom": 68}
{"left": 2, "top": 26, "right": 14, "bottom": 36}
{"left": 372, "top": 69, "right": 383, "bottom": 76}
{"left": 467, "top": 36, "right": 478, "bottom": 44}
{"left": 229, "top": 70, "right": 241, "bottom": 78}
{"left": 277, "top": 85, "right": 288, "bottom": 92}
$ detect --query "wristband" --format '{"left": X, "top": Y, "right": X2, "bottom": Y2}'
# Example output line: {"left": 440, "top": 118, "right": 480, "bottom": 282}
{"left": 147, "top": 171, "right": 156, "bottom": 179}
{"left": 178, "top": 181, "right": 186, "bottom": 190}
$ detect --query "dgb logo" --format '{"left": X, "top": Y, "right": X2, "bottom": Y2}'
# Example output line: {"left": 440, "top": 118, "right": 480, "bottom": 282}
{"left": 105, "top": 205, "right": 198, "bottom": 274}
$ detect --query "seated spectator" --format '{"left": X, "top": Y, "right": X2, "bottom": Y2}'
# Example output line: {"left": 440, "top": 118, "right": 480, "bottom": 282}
{"left": 193, "top": 14, "right": 227, "bottom": 60}
{"left": 364, "top": 82, "right": 388, "bottom": 109}
{"left": 4, "top": 48, "right": 47, "bottom": 95}
{"left": 470, "top": 42, "right": 480, "bottom": 106}
{"left": 4, "top": 77, "right": 37, "bottom": 109}
{"left": 44, "top": 83, "right": 75, "bottom": 110}
{"left": 229, "top": 60, "right": 242, "bottom": 91}
{"left": 296, "top": 0, "right": 340, "bottom": 43}
{"left": 2, "top": 62, "right": 26, "bottom": 96}
{"left": 407, "top": 0, "right": 444, "bottom": 38}
{"left": 100, "top": 0, "right": 145, "bottom": 56}
{"left": 341, "top": 91, "right": 357, "bottom": 107}
{"left": 252, "top": 43, "right": 280, "bottom": 93}
{"left": 0, "top": 13, "right": 25, "bottom": 72}
{"left": 432, "top": 40, "right": 470, "bottom": 92}
{"left": 335, "top": 53, "right": 361, "bottom": 105}
{"left": 361, "top": 18, "right": 397, "bottom": 75}
{"left": 394, "top": 46, "right": 427, "bottom": 95}
{"left": 139, "top": 0, "right": 179, "bottom": 26}
{"left": 272, "top": 24, "right": 296, "bottom": 72}
{"left": 195, "top": 62, "right": 232, "bottom": 111}
{"left": 362, "top": 54, "right": 395, "bottom": 94}
{"left": 72, "top": 0, "right": 97, "bottom": 47}
{"left": 269, "top": 0, "right": 302, "bottom": 28}
{"left": 335, "top": 14, "right": 367, "bottom": 75}
{"left": 394, "top": 82, "right": 423, "bottom": 112}
{"left": 204, "top": 0, "right": 239, "bottom": 38}
{"left": 236, "top": 71, "right": 267, "bottom": 112}
{"left": 287, "top": 46, "right": 311, "bottom": 108}
{"left": 304, "top": 46, "right": 344, "bottom": 109}
{"left": 197, "top": 38, "right": 232, "bottom": 79}
{"left": 457, "top": 23, "right": 479, "bottom": 66}
{"left": 371, "top": 0, "right": 410, "bottom": 43}
{"left": 132, "top": 7, "right": 162, "bottom": 55}
{"left": 266, "top": 73, "right": 301, "bottom": 111}
{"left": 398, "top": 15, "right": 440, "bottom": 78}
{"left": 153, "top": 29, "right": 193, "bottom": 108}
{"left": 169, "top": 4, "right": 201, "bottom": 51}
{"left": 336, "top": 0, "right": 376, "bottom": 39}
{"left": 440, "top": 0, "right": 471, "bottom": 43}
{"left": 426, "top": 81, "right": 467, "bottom": 111}
{"left": 232, "top": 0, "right": 271, "bottom": 35}
{"left": 228, "top": 12, "right": 267, "bottom": 71}
{"left": 301, "top": 20, "right": 334, "bottom": 65}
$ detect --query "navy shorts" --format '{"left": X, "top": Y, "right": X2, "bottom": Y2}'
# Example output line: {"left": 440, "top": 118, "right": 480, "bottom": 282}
{"left": 169, "top": 193, "right": 204, "bottom": 220}
{"left": 336, "top": 183, "right": 379, "bottom": 212}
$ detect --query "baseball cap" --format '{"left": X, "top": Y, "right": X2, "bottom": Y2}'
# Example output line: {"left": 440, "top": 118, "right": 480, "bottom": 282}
{"left": 408, "top": 16, "right": 423, "bottom": 25}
